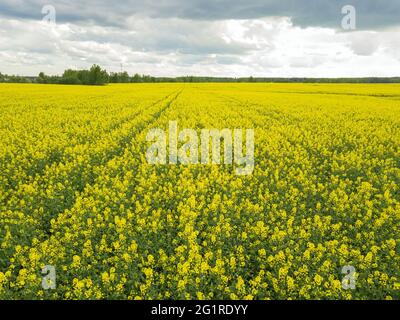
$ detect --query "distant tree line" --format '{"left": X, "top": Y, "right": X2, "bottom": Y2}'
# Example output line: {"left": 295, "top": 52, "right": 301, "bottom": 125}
{"left": 0, "top": 72, "right": 31, "bottom": 83}
{"left": 1, "top": 66, "right": 400, "bottom": 84}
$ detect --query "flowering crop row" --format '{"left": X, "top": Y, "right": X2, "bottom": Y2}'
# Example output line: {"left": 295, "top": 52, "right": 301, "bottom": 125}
{"left": 0, "top": 83, "right": 399, "bottom": 299}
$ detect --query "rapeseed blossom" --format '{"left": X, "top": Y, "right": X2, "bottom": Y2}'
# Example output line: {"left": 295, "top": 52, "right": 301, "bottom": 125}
{"left": 0, "top": 83, "right": 398, "bottom": 300}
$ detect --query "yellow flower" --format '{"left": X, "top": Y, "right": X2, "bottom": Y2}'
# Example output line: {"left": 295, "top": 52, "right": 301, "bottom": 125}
{"left": 197, "top": 292, "right": 205, "bottom": 300}
{"left": 314, "top": 274, "right": 323, "bottom": 286}
{"left": 236, "top": 276, "right": 245, "bottom": 292}
{"left": 258, "top": 249, "right": 266, "bottom": 258}
{"left": 287, "top": 276, "right": 295, "bottom": 291}
{"left": 71, "top": 255, "right": 81, "bottom": 268}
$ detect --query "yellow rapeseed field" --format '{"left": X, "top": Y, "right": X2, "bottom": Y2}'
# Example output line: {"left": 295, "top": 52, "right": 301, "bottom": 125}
{"left": 0, "top": 83, "right": 399, "bottom": 299}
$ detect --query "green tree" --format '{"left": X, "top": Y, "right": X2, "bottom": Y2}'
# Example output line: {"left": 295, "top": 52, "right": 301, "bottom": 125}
{"left": 60, "top": 69, "right": 80, "bottom": 84}
{"left": 119, "top": 71, "right": 130, "bottom": 83}
{"left": 131, "top": 73, "right": 142, "bottom": 83}
{"left": 88, "top": 64, "right": 109, "bottom": 85}
{"left": 77, "top": 70, "right": 90, "bottom": 84}
{"left": 37, "top": 72, "right": 48, "bottom": 84}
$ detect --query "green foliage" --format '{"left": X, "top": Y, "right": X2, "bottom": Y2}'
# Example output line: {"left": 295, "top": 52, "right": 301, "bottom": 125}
{"left": 2, "top": 67, "right": 400, "bottom": 85}
{"left": 88, "top": 64, "right": 109, "bottom": 85}
{"left": 110, "top": 71, "right": 130, "bottom": 83}
{"left": 57, "top": 65, "right": 109, "bottom": 85}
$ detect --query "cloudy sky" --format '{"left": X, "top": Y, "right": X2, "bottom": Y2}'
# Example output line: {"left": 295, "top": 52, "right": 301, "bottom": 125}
{"left": 1, "top": 0, "right": 400, "bottom": 77}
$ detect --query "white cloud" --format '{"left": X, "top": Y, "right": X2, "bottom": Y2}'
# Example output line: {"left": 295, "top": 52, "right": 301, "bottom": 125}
{"left": 1, "top": 15, "right": 400, "bottom": 77}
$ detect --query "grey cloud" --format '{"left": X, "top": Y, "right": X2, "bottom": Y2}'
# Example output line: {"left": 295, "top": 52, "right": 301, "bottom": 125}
{"left": 0, "top": 0, "right": 399, "bottom": 29}
{"left": 349, "top": 33, "right": 381, "bottom": 56}
{"left": 215, "top": 55, "right": 242, "bottom": 65}
{"left": 62, "top": 19, "right": 255, "bottom": 56}
{"left": 1, "top": 1, "right": 400, "bottom": 77}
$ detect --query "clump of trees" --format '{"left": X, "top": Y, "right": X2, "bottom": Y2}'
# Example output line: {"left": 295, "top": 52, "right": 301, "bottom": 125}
{"left": 36, "top": 68, "right": 159, "bottom": 84}
{"left": 37, "top": 65, "right": 109, "bottom": 85}
{"left": 109, "top": 71, "right": 130, "bottom": 83}
{"left": 37, "top": 72, "right": 60, "bottom": 84}
{"left": 0, "top": 72, "right": 31, "bottom": 83}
